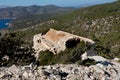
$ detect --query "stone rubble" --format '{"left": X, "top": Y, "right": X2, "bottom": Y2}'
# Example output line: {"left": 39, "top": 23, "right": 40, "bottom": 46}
{"left": 0, "top": 60, "right": 120, "bottom": 80}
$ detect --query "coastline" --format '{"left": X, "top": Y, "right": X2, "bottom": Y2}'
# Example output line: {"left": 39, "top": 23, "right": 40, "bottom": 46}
{"left": 0, "top": 18, "right": 15, "bottom": 29}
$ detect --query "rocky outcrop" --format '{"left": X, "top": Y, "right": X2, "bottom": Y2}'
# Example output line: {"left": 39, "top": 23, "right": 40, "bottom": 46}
{"left": 0, "top": 60, "right": 120, "bottom": 80}
{"left": 33, "top": 28, "right": 95, "bottom": 56}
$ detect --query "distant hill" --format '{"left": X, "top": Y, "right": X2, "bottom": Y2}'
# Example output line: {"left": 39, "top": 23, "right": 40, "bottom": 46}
{"left": 0, "top": 5, "right": 8, "bottom": 8}
{"left": 0, "top": 5, "right": 75, "bottom": 19}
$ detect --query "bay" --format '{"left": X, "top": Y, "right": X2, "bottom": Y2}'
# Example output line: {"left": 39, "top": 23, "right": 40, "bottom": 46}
{"left": 0, "top": 19, "right": 13, "bottom": 29}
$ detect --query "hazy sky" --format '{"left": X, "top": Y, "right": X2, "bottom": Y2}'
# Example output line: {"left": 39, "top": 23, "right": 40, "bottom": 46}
{"left": 0, "top": 0, "right": 117, "bottom": 7}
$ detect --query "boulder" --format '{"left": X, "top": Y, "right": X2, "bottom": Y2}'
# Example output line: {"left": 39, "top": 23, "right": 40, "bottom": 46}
{"left": 113, "top": 58, "right": 119, "bottom": 61}
{"left": 88, "top": 56, "right": 107, "bottom": 62}
{"left": 22, "top": 71, "right": 29, "bottom": 79}
{"left": 8, "top": 65, "right": 21, "bottom": 78}
{"left": 66, "top": 74, "right": 82, "bottom": 80}
{"left": 0, "top": 72, "right": 5, "bottom": 78}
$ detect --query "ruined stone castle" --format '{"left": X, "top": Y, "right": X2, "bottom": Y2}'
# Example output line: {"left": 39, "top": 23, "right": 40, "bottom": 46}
{"left": 33, "top": 28, "right": 95, "bottom": 55}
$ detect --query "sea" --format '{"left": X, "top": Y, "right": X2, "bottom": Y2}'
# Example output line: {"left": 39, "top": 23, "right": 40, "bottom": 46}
{"left": 0, "top": 19, "right": 13, "bottom": 29}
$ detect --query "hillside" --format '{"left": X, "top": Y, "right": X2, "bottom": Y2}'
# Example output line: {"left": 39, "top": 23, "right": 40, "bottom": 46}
{"left": 8, "top": 0, "right": 120, "bottom": 59}
{"left": 8, "top": 14, "right": 59, "bottom": 30}
{"left": 0, "top": 5, "right": 75, "bottom": 19}
{"left": 0, "top": 1, "right": 120, "bottom": 80}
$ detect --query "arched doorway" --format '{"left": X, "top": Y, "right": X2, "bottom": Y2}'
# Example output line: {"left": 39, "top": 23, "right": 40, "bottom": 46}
{"left": 65, "top": 38, "right": 80, "bottom": 48}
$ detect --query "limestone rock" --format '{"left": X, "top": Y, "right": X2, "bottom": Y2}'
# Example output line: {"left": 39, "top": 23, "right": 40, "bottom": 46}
{"left": 8, "top": 65, "right": 20, "bottom": 75}
{"left": 0, "top": 72, "right": 5, "bottom": 78}
{"left": 0, "top": 60, "right": 120, "bottom": 80}
{"left": 88, "top": 55, "right": 107, "bottom": 62}
{"left": 113, "top": 58, "right": 119, "bottom": 61}
{"left": 22, "top": 71, "right": 29, "bottom": 79}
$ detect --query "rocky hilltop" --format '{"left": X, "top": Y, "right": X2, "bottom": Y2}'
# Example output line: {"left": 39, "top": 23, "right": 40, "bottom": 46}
{"left": 0, "top": 58, "right": 120, "bottom": 80}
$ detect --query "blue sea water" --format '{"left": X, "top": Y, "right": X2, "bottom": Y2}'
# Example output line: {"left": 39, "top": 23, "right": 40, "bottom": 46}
{"left": 0, "top": 19, "right": 13, "bottom": 29}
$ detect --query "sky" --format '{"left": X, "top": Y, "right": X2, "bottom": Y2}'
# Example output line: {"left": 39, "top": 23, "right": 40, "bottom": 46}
{"left": 0, "top": 0, "right": 117, "bottom": 7}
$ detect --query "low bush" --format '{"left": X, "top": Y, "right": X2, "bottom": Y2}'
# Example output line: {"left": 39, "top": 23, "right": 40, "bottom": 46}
{"left": 79, "top": 58, "right": 96, "bottom": 66}
{"left": 0, "top": 32, "right": 36, "bottom": 67}
{"left": 38, "top": 41, "right": 94, "bottom": 66}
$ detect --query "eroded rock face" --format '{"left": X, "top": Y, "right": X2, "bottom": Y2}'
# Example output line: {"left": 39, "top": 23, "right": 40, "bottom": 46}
{"left": 0, "top": 60, "right": 120, "bottom": 80}
{"left": 33, "top": 28, "right": 95, "bottom": 55}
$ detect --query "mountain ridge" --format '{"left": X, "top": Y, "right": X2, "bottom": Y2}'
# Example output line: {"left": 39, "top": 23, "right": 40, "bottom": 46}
{"left": 0, "top": 5, "right": 75, "bottom": 19}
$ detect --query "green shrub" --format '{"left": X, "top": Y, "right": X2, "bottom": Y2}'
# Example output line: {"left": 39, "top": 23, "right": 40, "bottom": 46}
{"left": 79, "top": 58, "right": 96, "bottom": 66}
{"left": 38, "top": 41, "right": 93, "bottom": 65}
{"left": 38, "top": 50, "right": 55, "bottom": 66}
{"left": 0, "top": 32, "right": 36, "bottom": 67}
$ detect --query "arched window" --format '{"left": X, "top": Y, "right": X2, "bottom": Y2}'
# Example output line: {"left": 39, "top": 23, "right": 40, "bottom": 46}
{"left": 37, "top": 39, "right": 41, "bottom": 43}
